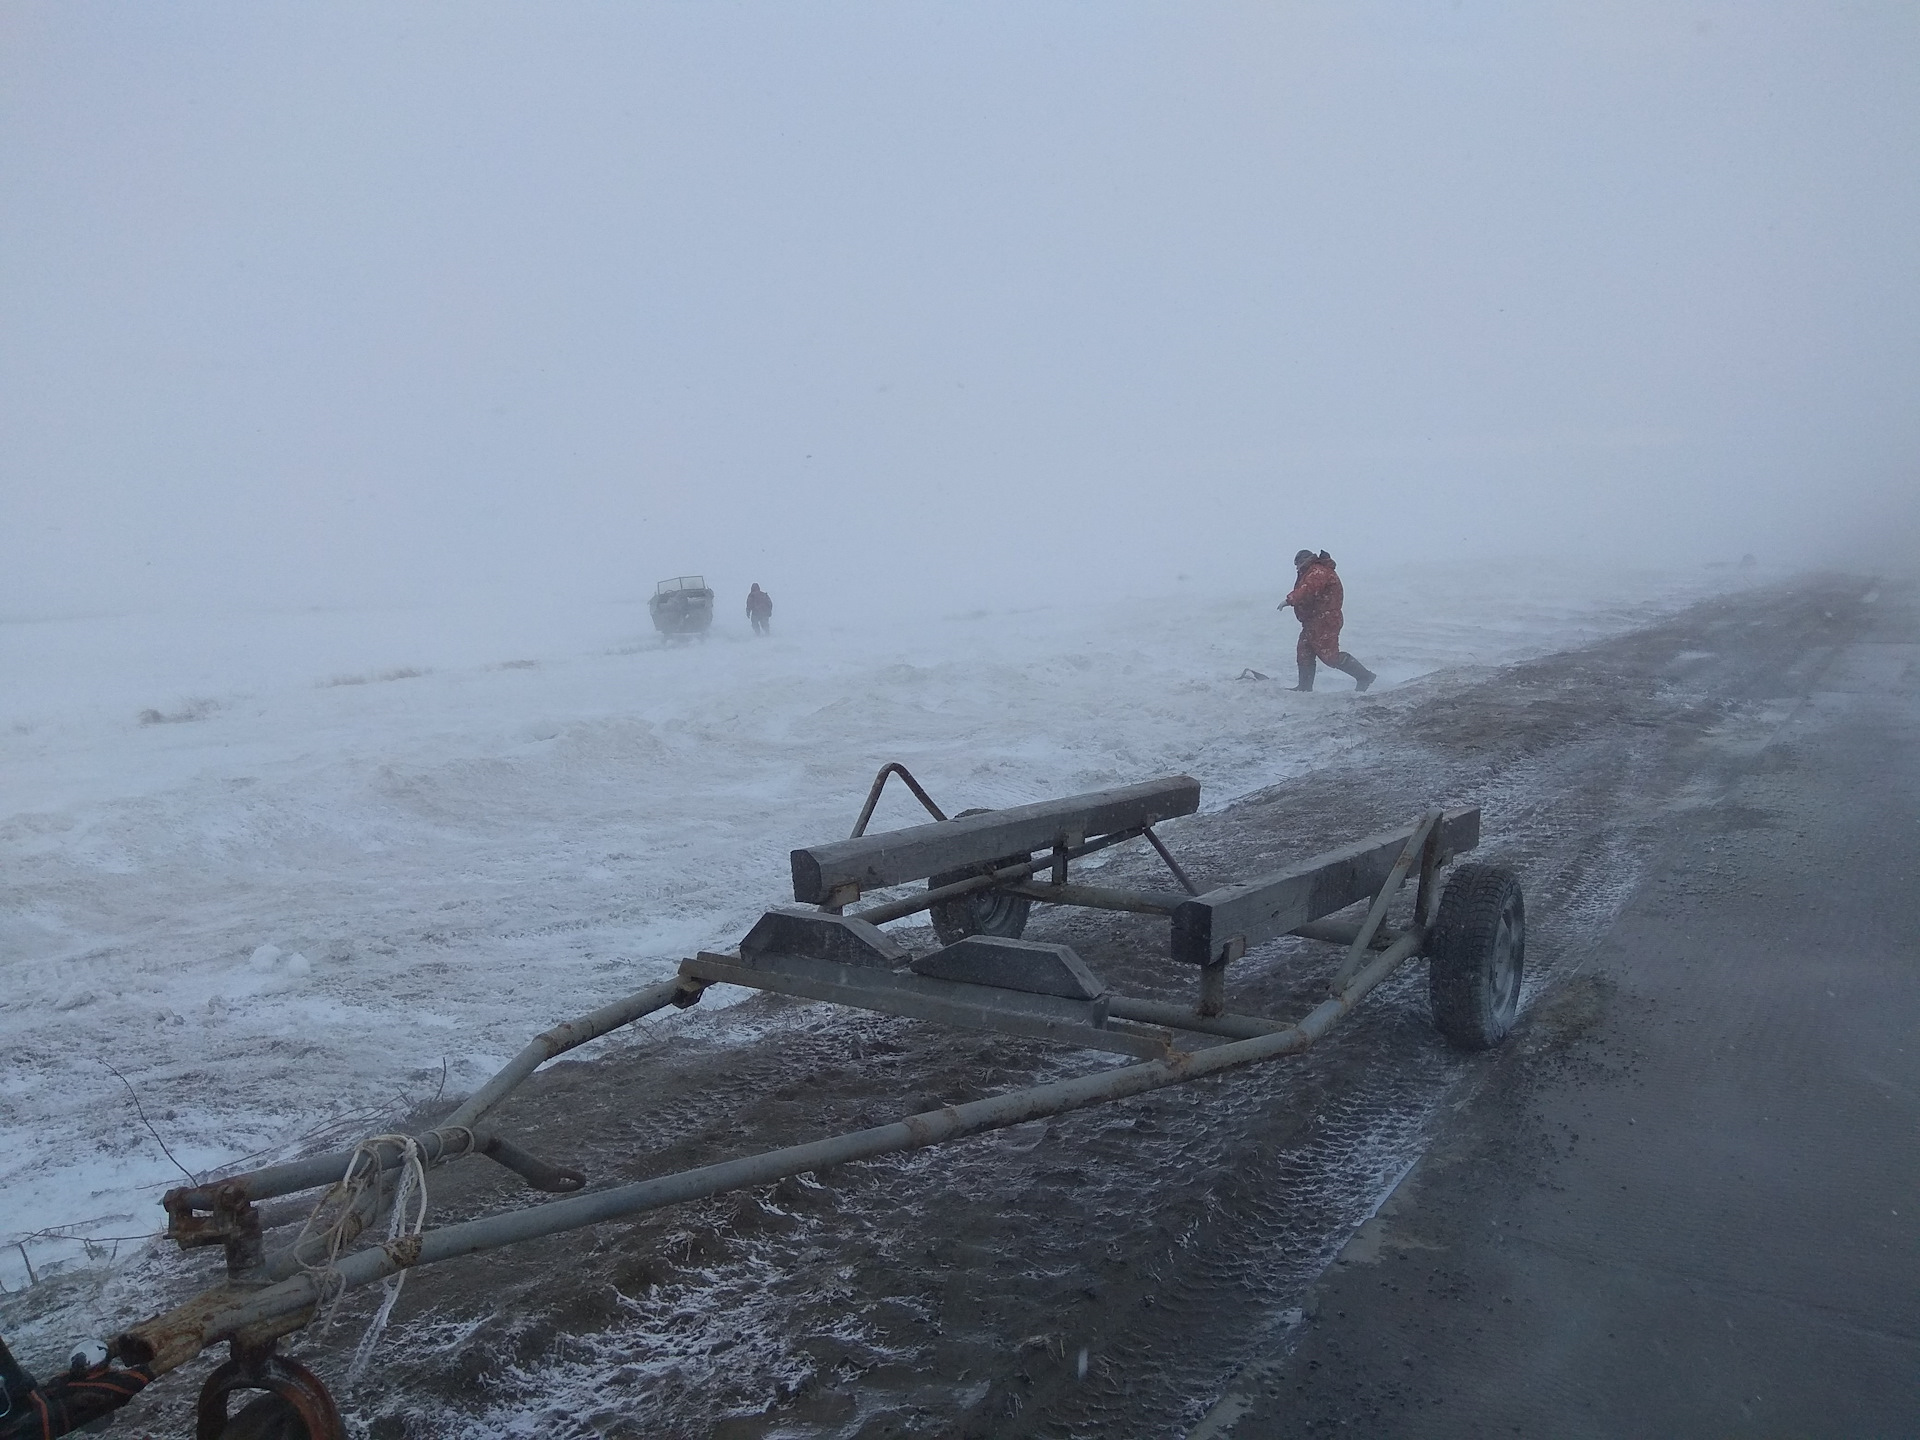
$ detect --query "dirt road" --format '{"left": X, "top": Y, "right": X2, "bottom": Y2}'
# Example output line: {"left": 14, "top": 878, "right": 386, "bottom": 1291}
{"left": 20, "top": 572, "right": 1895, "bottom": 1438}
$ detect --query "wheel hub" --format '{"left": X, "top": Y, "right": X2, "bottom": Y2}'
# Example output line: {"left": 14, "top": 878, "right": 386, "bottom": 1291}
{"left": 1487, "top": 901, "right": 1522, "bottom": 1016}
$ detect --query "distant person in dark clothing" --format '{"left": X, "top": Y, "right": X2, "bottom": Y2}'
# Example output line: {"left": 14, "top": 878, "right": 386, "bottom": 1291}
{"left": 1280, "top": 550, "right": 1376, "bottom": 692}
{"left": 746, "top": 583, "right": 773, "bottom": 635}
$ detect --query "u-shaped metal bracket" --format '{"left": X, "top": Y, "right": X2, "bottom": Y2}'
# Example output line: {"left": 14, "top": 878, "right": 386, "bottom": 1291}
{"left": 195, "top": 1347, "right": 345, "bottom": 1440}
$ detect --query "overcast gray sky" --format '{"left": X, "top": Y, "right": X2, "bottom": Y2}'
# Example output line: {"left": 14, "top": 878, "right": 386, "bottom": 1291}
{"left": 4, "top": 2, "right": 1916, "bottom": 616}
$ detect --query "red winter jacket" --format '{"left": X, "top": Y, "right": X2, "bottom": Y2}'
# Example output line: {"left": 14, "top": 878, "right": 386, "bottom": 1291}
{"left": 1285, "top": 555, "right": 1344, "bottom": 662}
{"left": 1285, "top": 556, "right": 1342, "bottom": 626}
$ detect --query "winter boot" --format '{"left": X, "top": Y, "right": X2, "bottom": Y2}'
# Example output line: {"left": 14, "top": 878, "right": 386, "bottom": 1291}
{"left": 1293, "top": 658, "right": 1316, "bottom": 692}
{"left": 1332, "top": 653, "right": 1376, "bottom": 692}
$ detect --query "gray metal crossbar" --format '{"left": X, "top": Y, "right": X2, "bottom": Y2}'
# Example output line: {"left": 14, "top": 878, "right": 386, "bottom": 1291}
{"left": 789, "top": 774, "right": 1201, "bottom": 904}
{"left": 1171, "top": 807, "right": 1479, "bottom": 966}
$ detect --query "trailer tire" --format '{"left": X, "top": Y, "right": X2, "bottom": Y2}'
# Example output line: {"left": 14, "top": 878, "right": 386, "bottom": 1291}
{"left": 928, "top": 809, "right": 1032, "bottom": 945}
{"left": 1427, "top": 863, "right": 1524, "bottom": 1050}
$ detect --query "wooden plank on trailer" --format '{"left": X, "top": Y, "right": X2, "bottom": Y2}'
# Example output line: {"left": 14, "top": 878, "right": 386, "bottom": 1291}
{"left": 1170, "top": 808, "right": 1480, "bottom": 966}
{"left": 789, "top": 775, "right": 1202, "bottom": 904}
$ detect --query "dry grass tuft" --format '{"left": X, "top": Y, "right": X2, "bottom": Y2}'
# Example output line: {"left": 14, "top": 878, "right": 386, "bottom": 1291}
{"left": 137, "top": 698, "right": 218, "bottom": 725}
{"left": 320, "top": 667, "right": 430, "bottom": 688}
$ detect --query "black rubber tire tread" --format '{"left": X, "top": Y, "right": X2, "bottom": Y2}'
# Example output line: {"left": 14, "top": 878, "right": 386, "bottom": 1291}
{"left": 1426, "top": 862, "right": 1525, "bottom": 1051}
{"left": 219, "top": 1393, "right": 311, "bottom": 1440}
{"left": 928, "top": 808, "right": 1033, "bottom": 946}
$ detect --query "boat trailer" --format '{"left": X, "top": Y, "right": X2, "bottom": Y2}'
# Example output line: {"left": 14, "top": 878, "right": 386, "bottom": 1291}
{"left": 0, "top": 766, "right": 1524, "bottom": 1438}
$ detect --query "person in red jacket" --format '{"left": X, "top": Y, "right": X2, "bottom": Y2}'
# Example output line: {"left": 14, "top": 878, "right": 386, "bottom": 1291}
{"left": 1280, "top": 549, "right": 1376, "bottom": 692}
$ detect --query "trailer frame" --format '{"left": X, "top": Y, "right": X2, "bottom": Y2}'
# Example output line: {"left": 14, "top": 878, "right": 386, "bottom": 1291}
{"left": 2, "top": 764, "right": 1521, "bottom": 1440}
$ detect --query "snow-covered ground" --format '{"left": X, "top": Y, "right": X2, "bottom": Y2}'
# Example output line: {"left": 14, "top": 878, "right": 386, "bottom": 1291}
{"left": 0, "top": 560, "right": 1744, "bottom": 1294}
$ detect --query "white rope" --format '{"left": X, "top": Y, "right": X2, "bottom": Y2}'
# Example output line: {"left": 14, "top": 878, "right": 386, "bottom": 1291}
{"left": 343, "top": 1134, "right": 429, "bottom": 1387}
{"left": 291, "top": 1133, "right": 434, "bottom": 1386}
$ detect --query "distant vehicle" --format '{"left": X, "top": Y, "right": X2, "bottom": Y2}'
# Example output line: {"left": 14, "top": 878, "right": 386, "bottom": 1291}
{"left": 648, "top": 575, "right": 715, "bottom": 641}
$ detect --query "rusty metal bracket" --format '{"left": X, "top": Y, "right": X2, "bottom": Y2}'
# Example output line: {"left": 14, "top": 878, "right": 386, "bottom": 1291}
{"left": 164, "top": 1182, "right": 266, "bottom": 1285}
{"left": 196, "top": 1343, "right": 344, "bottom": 1440}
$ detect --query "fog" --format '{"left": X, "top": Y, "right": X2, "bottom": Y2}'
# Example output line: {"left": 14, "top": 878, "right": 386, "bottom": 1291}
{"left": 4, "top": 3, "right": 1917, "bottom": 621}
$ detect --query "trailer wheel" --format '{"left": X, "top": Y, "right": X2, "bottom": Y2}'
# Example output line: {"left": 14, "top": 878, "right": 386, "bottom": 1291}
{"left": 198, "top": 1353, "right": 345, "bottom": 1440}
{"left": 1427, "top": 863, "right": 1524, "bottom": 1050}
{"left": 928, "top": 809, "right": 1032, "bottom": 946}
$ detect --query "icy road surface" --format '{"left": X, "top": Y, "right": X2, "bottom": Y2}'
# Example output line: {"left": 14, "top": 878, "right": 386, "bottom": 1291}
{"left": 0, "top": 562, "right": 1732, "bottom": 1297}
